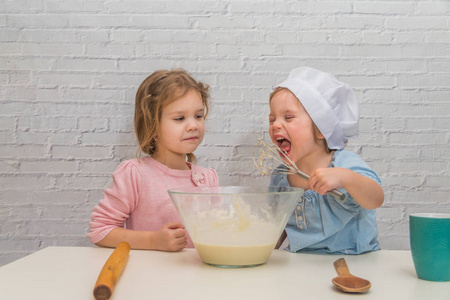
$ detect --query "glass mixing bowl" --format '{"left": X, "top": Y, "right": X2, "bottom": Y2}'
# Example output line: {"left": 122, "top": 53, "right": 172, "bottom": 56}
{"left": 168, "top": 186, "right": 303, "bottom": 267}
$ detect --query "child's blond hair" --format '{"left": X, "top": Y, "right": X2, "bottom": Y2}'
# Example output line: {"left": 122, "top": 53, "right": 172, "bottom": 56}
{"left": 134, "top": 69, "right": 210, "bottom": 162}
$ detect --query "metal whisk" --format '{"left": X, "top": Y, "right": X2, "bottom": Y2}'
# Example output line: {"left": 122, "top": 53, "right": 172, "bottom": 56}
{"left": 253, "top": 139, "right": 346, "bottom": 201}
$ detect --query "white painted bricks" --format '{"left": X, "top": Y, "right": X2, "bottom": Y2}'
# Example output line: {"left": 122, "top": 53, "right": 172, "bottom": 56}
{"left": 1, "top": 0, "right": 449, "bottom": 266}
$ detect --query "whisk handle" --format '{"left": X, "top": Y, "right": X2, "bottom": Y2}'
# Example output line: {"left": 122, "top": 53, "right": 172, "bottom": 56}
{"left": 329, "top": 189, "right": 346, "bottom": 201}
{"left": 294, "top": 170, "right": 346, "bottom": 201}
{"left": 294, "top": 169, "right": 310, "bottom": 181}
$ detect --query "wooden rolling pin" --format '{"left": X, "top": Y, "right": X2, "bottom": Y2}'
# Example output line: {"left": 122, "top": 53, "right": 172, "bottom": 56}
{"left": 93, "top": 242, "right": 131, "bottom": 300}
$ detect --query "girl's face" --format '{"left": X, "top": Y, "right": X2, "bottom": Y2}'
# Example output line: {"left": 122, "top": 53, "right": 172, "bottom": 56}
{"left": 269, "top": 89, "right": 324, "bottom": 165}
{"left": 154, "top": 89, "right": 205, "bottom": 166}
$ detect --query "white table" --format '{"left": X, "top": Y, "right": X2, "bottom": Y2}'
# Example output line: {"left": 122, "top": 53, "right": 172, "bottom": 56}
{"left": 0, "top": 247, "right": 448, "bottom": 300}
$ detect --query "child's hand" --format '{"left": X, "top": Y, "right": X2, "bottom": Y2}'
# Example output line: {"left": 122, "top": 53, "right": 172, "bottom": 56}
{"left": 308, "top": 167, "right": 384, "bottom": 209}
{"left": 308, "top": 167, "right": 345, "bottom": 196}
{"left": 155, "top": 222, "right": 187, "bottom": 252}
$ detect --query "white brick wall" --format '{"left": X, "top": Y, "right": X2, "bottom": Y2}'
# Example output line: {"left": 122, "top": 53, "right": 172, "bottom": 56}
{"left": 1, "top": 0, "right": 449, "bottom": 266}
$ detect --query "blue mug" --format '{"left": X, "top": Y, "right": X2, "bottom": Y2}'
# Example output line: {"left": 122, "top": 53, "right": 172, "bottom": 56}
{"left": 409, "top": 213, "right": 450, "bottom": 282}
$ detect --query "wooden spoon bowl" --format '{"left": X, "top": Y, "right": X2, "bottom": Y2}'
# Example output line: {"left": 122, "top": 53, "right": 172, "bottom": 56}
{"left": 332, "top": 258, "right": 371, "bottom": 293}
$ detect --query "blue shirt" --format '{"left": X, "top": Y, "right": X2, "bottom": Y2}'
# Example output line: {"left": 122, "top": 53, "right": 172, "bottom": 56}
{"left": 270, "top": 150, "right": 381, "bottom": 255}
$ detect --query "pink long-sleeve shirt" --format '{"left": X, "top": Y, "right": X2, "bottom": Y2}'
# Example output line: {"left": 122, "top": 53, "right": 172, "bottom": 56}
{"left": 87, "top": 156, "right": 219, "bottom": 247}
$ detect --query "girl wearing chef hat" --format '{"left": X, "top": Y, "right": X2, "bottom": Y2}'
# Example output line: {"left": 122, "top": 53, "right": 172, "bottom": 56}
{"left": 269, "top": 67, "right": 384, "bottom": 254}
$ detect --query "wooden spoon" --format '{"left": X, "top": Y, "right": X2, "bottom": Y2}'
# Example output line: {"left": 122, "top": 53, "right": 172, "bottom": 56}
{"left": 332, "top": 258, "right": 371, "bottom": 293}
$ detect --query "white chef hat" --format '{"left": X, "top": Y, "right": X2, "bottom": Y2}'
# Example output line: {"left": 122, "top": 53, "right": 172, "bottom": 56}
{"left": 275, "top": 67, "right": 360, "bottom": 150}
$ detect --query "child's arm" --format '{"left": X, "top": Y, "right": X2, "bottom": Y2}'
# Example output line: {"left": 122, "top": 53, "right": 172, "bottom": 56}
{"left": 95, "top": 222, "right": 187, "bottom": 252}
{"left": 308, "top": 167, "right": 384, "bottom": 209}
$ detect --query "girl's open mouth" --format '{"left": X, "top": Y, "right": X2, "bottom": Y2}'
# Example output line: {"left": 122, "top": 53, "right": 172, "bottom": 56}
{"left": 276, "top": 137, "right": 291, "bottom": 154}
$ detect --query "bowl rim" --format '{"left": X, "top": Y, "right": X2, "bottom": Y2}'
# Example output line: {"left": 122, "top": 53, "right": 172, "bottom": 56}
{"left": 168, "top": 185, "right": 304, "bottom": 195}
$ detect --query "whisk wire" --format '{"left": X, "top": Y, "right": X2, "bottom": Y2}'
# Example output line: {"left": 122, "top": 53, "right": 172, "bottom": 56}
{"left": 254, "top": 139, "right": 346, "bottom": 201}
